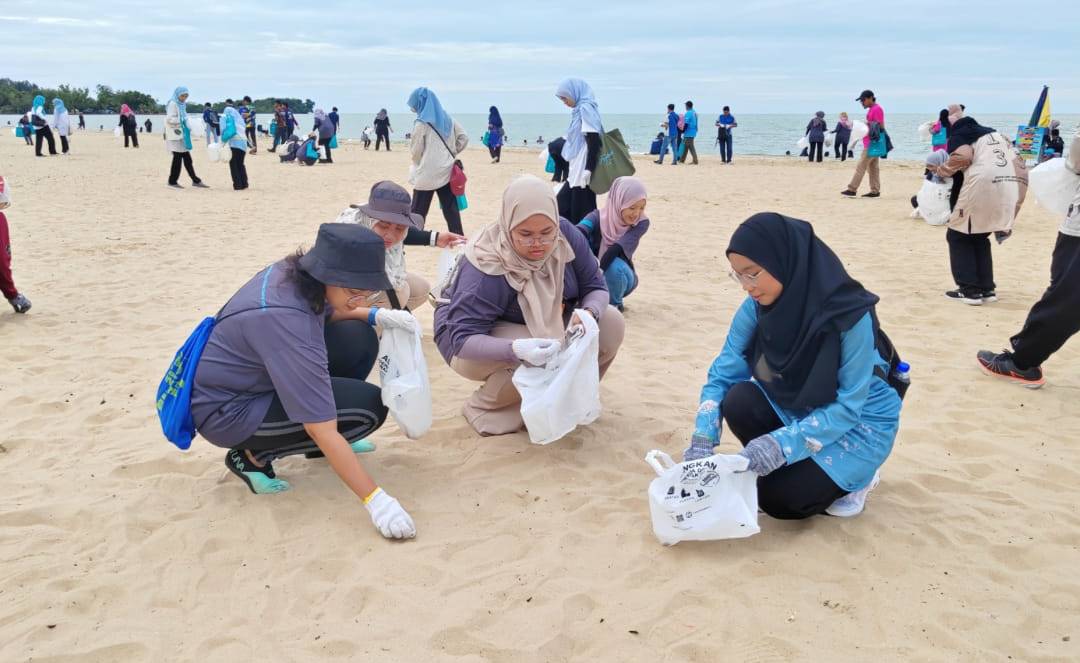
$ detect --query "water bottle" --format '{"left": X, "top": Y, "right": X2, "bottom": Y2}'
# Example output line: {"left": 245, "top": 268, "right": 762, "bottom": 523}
{"left": 891, "top": 361, "right": 910, "bottom": 399}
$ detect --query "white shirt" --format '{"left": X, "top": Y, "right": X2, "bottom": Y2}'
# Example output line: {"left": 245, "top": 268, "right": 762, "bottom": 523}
{"left": 568, "top": 116, "right": 600, "bottom": 189}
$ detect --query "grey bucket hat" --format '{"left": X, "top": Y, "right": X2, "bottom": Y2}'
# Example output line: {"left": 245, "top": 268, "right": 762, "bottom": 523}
{"left": 298, "top": 223, "right": 393, "bottom": 291}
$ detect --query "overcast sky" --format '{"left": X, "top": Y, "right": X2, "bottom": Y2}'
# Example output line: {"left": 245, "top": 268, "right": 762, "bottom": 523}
{"left": 2, "top": 0, "right": 1077, "bottom": 114}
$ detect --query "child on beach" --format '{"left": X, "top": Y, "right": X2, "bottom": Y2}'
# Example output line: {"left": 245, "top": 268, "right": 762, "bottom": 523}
{"left": 574, "top": 176, "right": 650, "bottom": 310}
{"left": 0, "top": 176, "right": 32, "bottom": 314}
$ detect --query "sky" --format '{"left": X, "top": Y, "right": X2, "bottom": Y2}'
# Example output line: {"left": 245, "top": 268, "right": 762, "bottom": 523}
{"left": 2, "top": 0, "right": 1078, "bottom": 115}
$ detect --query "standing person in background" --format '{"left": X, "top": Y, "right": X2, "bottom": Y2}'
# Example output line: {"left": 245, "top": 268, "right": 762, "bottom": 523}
{"left": 556, "top": 78, "right": 603, "bottom": 222}
{"left": 220, "top": 100, "right": 249, "bottom": 190}
{"left": 29, "top": 95, "right": 57, "bottom": 157}
{"left": 834, "top": 112, "right": 852, "bottom": 161}
{"left": 679, "top": 100, "right": 699, "bottom": 165}
{"left": 269, "top": 101, "right": 287, "bottom": 152}
{"left": 313, "top": 108, "right": 336, "bottom": 164}
{"left": 842, "top": 89, "right": 885, "bottom": 198}
{"left": 361, "top": 126, "right": 373, "bottom": 149}
{"left": 165, "top": 86, "right": 208, "bottom": 189}
{"left": 329, "top": 107, "right": 340, "bottom": 133}
{"left": 78, "top": 111, "right": 86, "bottom": 130}
{"left": 716, "top": 105, "right": 736, "bottom": 164}
{"left": 374, "top": 109, "right": 392, "bottom": 151}
{"left": 805, "top": 111, "right": 827, "bottom": 163}
{"left": 487, "top": 105, "right": 504, "bottom": 163}
{"left": 144, "top": 117, "right": 153, "bottom": 134}
{"left": 52, "top": 98, "right": 71, "bottom": 155}
{"left": 240, "top": 96, "right": 257, "bottom": 154}
{"left": 407, "top": 87, "right": 468, "bottom": 235}
{"left": 118, "top": 104, "right": 139, "bottom": 148}
{"left": 547, "top": 137, "right": 569, "bottom": 183}
{"left": 202, "top": 103, "right": 220, "bottom": 145}
{"left": 0, "top": 176, "right": 32, "bottom": 314}
{"left": 18, "top": 115, "right": 33, "bottom": 146}
{"left": 655, "top": 103, "right": 680, "bottom": 165}
{"left": 284, "top": 102, "right": 299, "bottom": 139}
{"left": 930, "top": 109, "right": 949, "bottom": 153}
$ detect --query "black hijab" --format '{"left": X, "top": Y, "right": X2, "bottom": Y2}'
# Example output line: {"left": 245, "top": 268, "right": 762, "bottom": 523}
{"left": 726, "top": 213, "right": 880, "bottom": 410}
{"left": 946, "top": 116, "right": 994, "bottom": 153}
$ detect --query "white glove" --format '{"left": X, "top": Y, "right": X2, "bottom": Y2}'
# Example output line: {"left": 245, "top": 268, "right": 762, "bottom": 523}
{"left": 376, "top": 308, "right": 418, "bottom": 333}
{"left": 512, "top": 338, "right": 561, "bottom": 366}
{"left": 582, "top": 170, "right": 592, "bottom": 185}
{"left": 365, "top": 489, "right": 416, "bottom": 539}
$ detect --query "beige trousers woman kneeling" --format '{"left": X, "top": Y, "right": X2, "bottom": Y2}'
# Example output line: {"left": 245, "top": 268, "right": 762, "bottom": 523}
{"left": 449, "top": 305, "right": 625, "bottom": 436}
{"left": 370, "top": 272, "right": 431, "bottom": 312}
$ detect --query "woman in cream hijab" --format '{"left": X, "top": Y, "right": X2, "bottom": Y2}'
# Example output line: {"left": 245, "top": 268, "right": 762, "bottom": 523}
{"left": 433, "top": 175, "right": 625, "bottom": 436}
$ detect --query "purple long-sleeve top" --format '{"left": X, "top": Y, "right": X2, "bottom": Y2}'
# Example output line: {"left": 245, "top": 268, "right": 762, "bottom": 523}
{"left": 434, "top": 218, "right": 609, "bottom": 364}
{"left": 578, "top": 210, "right": 650, "bottom": 272}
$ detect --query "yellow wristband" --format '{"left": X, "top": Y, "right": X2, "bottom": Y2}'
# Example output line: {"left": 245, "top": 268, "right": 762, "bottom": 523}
{"left": 362, "top": 486, "right": 383, "bottom": 505}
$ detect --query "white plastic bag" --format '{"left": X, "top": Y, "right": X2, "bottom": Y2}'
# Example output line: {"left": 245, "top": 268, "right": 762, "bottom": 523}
{"left": 645, "top": 450, "right": 760, "bottom": 545}
{"left": 917, "top": 120, "right": 934, "bottom": 142}
{"left": 430, "top": 247, "right": 463, "bottom": 301}
{"left": 113, "top": 126, "right": 122, "bottom": 139}
{"left": 512, "top": 310, "right": 601, "bottom": 445}
{"left": 824, "top": 135, "right": 833, "bottom": 148}
{"left": 1028, "top": 157, "right": 1080, "bottom": 216}
{"left": 206, "top": 141, "right": 222, "bottom": 163}
{"left": 796, "top": 135, "right": 809, "bottom": 150}
{"left": 377, "top": 322, "right": 432, "bottom": 439}
{"left": 916, "top": 179, "right": 952, "bottom": 226}
{"left": 849, "top": 120, "right": 869, "bottom": 146}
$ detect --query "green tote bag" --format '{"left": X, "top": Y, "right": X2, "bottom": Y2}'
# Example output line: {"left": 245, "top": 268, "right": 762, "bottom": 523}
{"left": 590, "top": 128, "right": 636, "bottom": 195}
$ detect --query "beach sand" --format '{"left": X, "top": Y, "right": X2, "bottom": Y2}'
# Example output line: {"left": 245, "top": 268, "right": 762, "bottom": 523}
{"left": 1, "top": 133, "right": 1078, "bottom": 662}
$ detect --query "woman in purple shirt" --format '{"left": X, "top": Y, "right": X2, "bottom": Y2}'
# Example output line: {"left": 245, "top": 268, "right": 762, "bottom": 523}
{"left": 434, "top": 175, "right": 626, "bottom": 436}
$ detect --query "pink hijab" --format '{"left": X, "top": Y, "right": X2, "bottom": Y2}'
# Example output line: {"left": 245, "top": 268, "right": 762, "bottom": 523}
{"left": 120, "top": 104, "right": 134, "bottom": 117}
{"left": 598, "top": 176, "right": 648, "bottom": 256}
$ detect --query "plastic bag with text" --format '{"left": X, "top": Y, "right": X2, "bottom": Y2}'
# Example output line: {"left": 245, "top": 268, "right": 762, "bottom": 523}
{"left": 377, "top": 322, "right": 432, "bottom": 439}
{"left": 644, "top": 450, "right": 759, "bottom": 545}
{"left": 512, "top": 310, "right": 601, "bottom": 445}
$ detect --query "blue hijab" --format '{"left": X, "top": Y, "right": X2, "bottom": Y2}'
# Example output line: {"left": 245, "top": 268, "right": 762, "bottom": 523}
{"left": 488, "top": 106, "right": 503, "bottom": 128}
{"left": 407, "top": 87, "right": 452, "bottom": 139}
{"left": 171, "top": 86, "right": 190, "bottom": 125}
{"left": 32, "top": 94, "right": 45, "bottom": 113}
{"left": 555, "top": 78, "right": 602, "bottom": 162}
{"left": 53, "top": 98, "right": 66, "bottom": 114}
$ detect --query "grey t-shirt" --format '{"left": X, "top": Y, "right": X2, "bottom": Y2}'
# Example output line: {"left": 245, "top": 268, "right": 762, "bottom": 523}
{"left": 191, "top": 260, "right": 337, "bottom": 446}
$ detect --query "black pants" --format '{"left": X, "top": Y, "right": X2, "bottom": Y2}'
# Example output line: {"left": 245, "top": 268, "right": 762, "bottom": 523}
{"left": 488, "top": 144, "right": 502, "bottom": 160}
{"left": 722, "top": 382, "right": 847, "bottom": 520}
{"left": 229, "top": 147, "right": 248, "bottom": 189}
{"left": 679, "top": 137, "right": 698, "bottom": 164}
{"left": 59, "top": 135, "right": 69, "bottom": 154}
{"left": 718, "top": 133, "right": 733, "bottom": 162}
{"left": 376, "top": 132, "right": 390, "bottom": 151}
{"left": 245, "top": 126, "right": 257, "bottom": 151}
{"left": 124, "top": 130, "right": 139, "bottom": 148}
{"left": 556, "top": 184, "right": 598, "bottom": 224}
{"left": 808, "top": 141, "right": 823, "bottom": 162}
{"left": 412, "top": 183, "right": 463, "bottom": 234}
{"left": 168, "top": 151, "right": 201, "bottom": 185}
{"left": 835, "top": 139, "right": 849, "bottom": 161}
{"left": 318, "top": 137, "right": 333, "bottom": 162}
{"left": 1009, "top": 233, "right": 1080, "bottom": 369}
{"left": 946, "top": 229, "right": 994, "bottom": 296}
{"left": 35, "top": 126, "right": 57, "bottom": 156}
{"left": 234, "top": 321, "right": 387, "bottom": 464}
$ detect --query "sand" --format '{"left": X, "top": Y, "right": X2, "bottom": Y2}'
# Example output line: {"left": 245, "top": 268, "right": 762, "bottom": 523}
{"left": 1, "top": 132, "right": 1078, "bottom": 663}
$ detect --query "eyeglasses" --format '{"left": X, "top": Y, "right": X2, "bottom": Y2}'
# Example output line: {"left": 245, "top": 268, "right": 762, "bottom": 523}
{"left": 514, "top": 235, "right": 557, "bottom": 247}
{"left": 728, "top": 269, "right": 763, "bottom": 286}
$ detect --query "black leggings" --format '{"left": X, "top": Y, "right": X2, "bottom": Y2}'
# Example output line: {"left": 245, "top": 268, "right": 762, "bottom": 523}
{"left": 234, "top": 321, "right": 388, "bottom": 464}
{"left": 835, "top": 139, "right": 849, "bottom": 160}
{"left": 124, "top": 130, "right": 139, "bottom": 148}
{"left": 168, "top": 151, "right": 201, "bottom": 185}
{"left": 229, "top": 147, "right": 248, "bottom": 189}
{"left": 412, "top": 183, "right": 462, "bottom": 234}
{"left": 722, "top": 382, "right": 847, "bottom": 520}
{"left": 60, "top": 135, "right": 69, "bottom": 154}
{"left": 557, "top": 185, "right": 598, "bottom": 224}
{"left": 376, "top": 132, "right": 390, "bottom": 151}
{"left": 946, "top": 229, "right": 994, "bottom": 296}
{"left": 1010, "top": 233, "right": 1080, "bottom": 369}
{"left": 245, "top": 126, "right": 257, "bottom": 150}
{"left": 318, "top": 136, "right": 333, "bottom": 162}
{"left": 808, "top": 141, "right": 823, "bottom": 162}
{"left": 488, "top": 143, "right": 502, "bottom": 160}
{"left": 35, "top": 126, "right": 57, "bottom": 156}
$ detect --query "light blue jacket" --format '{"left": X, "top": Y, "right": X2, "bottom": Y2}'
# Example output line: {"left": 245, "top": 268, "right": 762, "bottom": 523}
{"left": 220, "top": 107, "right": 247, "bottom": 150}
{"left": 683, "top": 109, "right": 699, "bottom": 138}
{"left": 693, "top": 297, "right": 901, "bottom": 491}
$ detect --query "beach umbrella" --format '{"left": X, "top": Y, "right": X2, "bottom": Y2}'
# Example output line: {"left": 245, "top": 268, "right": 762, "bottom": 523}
{"left": 1028, "top": 85, "right": 1051, "bottom": 128}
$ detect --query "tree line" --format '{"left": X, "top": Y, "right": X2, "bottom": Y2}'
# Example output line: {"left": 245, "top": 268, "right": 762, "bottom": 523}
{"left": 0, "top": 78, "right": 316, "bottom": 115}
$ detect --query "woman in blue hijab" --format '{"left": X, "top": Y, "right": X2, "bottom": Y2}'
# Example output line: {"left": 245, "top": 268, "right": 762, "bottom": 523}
{"left": 165, "top": 86, "right": 207, "bottom": 189}
{"left": 29, "top": 94, "right": 58, "bottom": 157}
{"left": 52, "top": 98, "right": 71, "bottom": 154}
{"left": 407, "top": 86, "right": 469, "bottom": 234}
{"left": 487, "top": 105, "right": 504, "bottom": 163}
{"left": 555, "top": 78, "right": 603, "bottom": 223}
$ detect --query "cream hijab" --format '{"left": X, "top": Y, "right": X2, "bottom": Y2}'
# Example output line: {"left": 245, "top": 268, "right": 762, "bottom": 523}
{"left": 465, "top": 175, "right": 575, "bottom": 339}
{"left": 335, "top": 207, "right": 408, "bottom": 288}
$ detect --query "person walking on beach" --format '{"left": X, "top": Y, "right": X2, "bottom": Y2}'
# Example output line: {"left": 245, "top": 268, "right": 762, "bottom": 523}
{"left": 374, "top": 109, "right": 392, "bottom": 151}
{"left": 716, "top": 106, "right": 736, "bottom": 164}
{"left": 0, "top": 176, "right": 32, "bottom": 314}
{"left": 220, "top": 100, "right": 249, "bottom": 190}
{"left": 407, "top": 87, "right": 468, "bottom": 234}
{"left": 239, "top": 96, "right": 257, "bottom": 154}
{"left": 78, "top": 111, "right": 86, "bottom": 130}
{"left": 655, "top": 103, "right": 680, "bottom": 165}
{"left": 834, "top": 112, "right": 852, "bottom": 161}
{"left": 679, "top": 101, "right": 699, "bottom": 165}
{"left": 119, "top": 104, "right": 139, "bottom": 148}
{"left": 312, "top": 108, "right": 336, "bottom": 164}
{"left": 977, "top": 127, "right": 1080, "bottom": 388}
{"left": 52, "top": 98, "right": 71, "bottom": 155}
{"left": 556, "top": 78, "right": 604, "bottom": 223}
{"left": 487, "top": 105, "right": 504, "bottom": 163}
{"left": 29, "top": 95, "right": 57, "bottom": 157}
{"left": 361, "top": 126, "right": 373, "bottom": 149}
{"left": 805, "top": 111, "right": 827, "bottom": 163}
{"left": 165, "top": 86, "right": 208, "bottom": 189}
{"left": 284, "top": 103, "right": 299, "bottom": 139}
{"left": 329, "top": 107, "right": 340, "bottom": 133}
{"left": 18, "top": 115, "right": 33, "bottom": 146}
{"left": 841, "top": 90, "right": 885, "bottom": 197}
{"left": 269, "top": 101, "right": 288, "bottom": 152}
{"left": 202, "top": 103, "right": 220, "bottom": 145}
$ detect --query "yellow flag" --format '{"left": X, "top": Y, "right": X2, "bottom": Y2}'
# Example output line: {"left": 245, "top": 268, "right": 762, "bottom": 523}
{"left": 1037, "top": 91, "right": 1052, "bottom": 127}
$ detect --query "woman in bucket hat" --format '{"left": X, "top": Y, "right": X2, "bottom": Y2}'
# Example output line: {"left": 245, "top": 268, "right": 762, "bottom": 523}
{"left": 190, "top": 224, "right": 420, "bottom": 539}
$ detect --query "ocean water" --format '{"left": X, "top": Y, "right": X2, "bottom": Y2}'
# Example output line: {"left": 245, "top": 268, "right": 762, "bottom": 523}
{"left": 5, "top": 112, "right": 1076, "bottom": 162}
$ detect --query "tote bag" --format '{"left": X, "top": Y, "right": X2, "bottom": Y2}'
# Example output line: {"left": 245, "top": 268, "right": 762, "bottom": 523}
{"left": 590, "top": 128, "right": 636, "bottom": 195}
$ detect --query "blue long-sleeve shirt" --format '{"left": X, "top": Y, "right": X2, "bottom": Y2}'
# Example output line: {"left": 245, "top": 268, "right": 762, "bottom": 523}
{"left": 666, "top": 111, "right": 680, "bottom": 137}
{"left": 693, "top": 298, "right": 901, "bottom": 491}
{"left": 683, "top": 109, "right": 698, "bottom": 138}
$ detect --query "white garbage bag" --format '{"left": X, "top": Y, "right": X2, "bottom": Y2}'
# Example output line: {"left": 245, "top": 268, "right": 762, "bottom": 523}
{"left": 377, "top": 321, "right": 433, "bottom": 439}
{"left": 917, "top": 120, "right": 934, "bottom": 142}
{"left": 645, "top": 450, "right": 760, "bottom": 545}
{"left": 1028, "top": 157, "right": 1080, "bottom": 216}
{"left": 113, "top": 126, "right": 122, "bottom": 139}
{"left": 824, "top": 135, "right": 833, "bottom": 148}
{"left": 206, "top": 141, "right": 222, "bottom": 163}
{"left": 796, "top": 135, "right": 809, "bottom": 150}
{"left": 849, "top": 120, "right": 869, "bottom": 146}
{"left": 430, "top": 247, "right": 463, "bottom": 302}
{"left": 513, "top": 310, "right": 601, "bottom": 445}
{"left": 916, "top": 179, "right": 952, "bottom": 226}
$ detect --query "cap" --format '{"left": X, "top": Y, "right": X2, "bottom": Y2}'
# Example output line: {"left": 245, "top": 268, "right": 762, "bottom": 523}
{"left": 298, "top": 224, "right": 393, "bottom": 291}
{"left": 351, "top": 181, "right": 423, "bottom": 228}
{"left": 856, "top": 89, "right": 875, "bottom": 101}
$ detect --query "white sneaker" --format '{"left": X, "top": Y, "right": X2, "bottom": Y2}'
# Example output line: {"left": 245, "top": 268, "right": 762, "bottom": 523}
{"left": 826, "top": 471, "right": 881, "bottom": 517}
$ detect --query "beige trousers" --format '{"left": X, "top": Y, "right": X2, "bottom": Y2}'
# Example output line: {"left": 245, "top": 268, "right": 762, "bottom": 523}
{"left": 369, "top": 272, "right": 431, "bottom": 312}
{"left": 846, "top": 150, "right": 881, "bottom": 194}
{"left": 450, "top": 305, "right": 626, "bottom": 436}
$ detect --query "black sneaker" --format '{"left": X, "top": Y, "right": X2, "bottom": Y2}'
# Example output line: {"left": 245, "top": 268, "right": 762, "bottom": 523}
{"left": 977, "top": 350, "right": 1044, "bottom": 388}
{"left": 981, "top": 291, "right": 998, "bottom": 303}
{"left": 861, "top": 192, "right": 881, "bottom": 198}
{"left": 840, "top": 189, "right": 856, "bottom": 197}
{"left": 945, "top": 289, "right": 983, "bottom": 305}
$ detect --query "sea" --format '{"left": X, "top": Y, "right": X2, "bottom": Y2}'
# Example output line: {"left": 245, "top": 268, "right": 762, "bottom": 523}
{"left": 5, "top": 112, "right": 1076, "bottom": 162}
